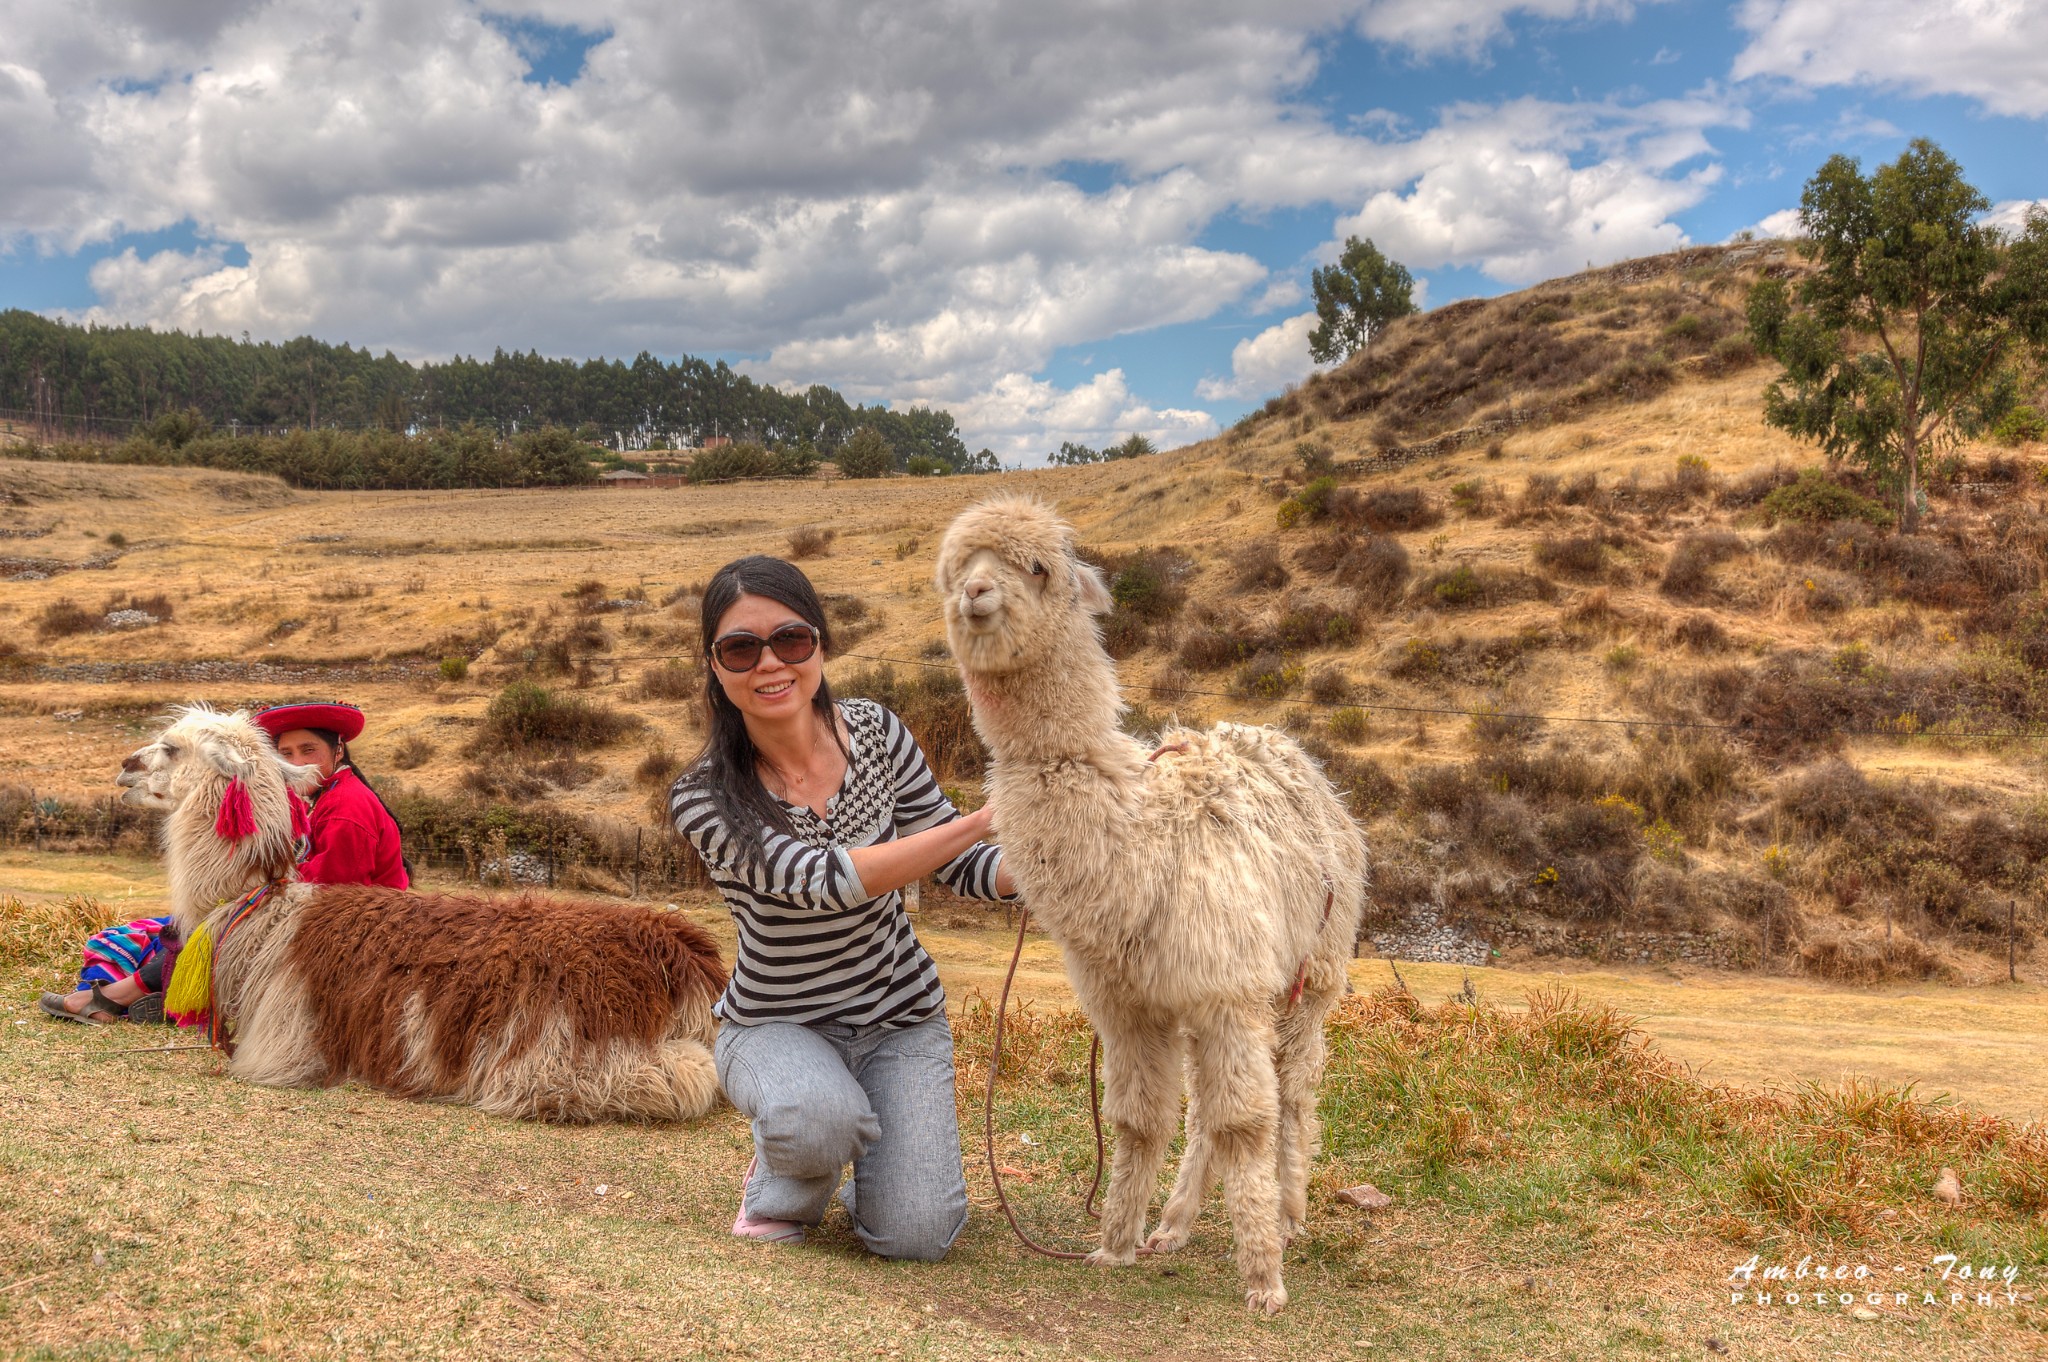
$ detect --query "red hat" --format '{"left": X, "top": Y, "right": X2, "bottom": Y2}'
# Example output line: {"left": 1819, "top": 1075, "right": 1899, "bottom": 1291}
{"left": 253, "top": 702, "right": 366, "bottom": 743}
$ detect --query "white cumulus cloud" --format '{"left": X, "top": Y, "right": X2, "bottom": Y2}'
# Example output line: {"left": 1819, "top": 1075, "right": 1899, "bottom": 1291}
{"left": 1734, "top": 0, "right": 2048, "bottom": 118}
{"left": 1197, "top": 313, "right": 1324, "bottom": 402}
{"left": 0, "top": 0, "right": 1740, "bottom": 463}
{"left": 1329, "top": 96, "right": 1741, "bottom": 285}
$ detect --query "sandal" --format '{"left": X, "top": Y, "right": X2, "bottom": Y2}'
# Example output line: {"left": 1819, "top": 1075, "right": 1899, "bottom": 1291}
{"left": 126, "top": 992, "right": 167, "bottom": 1026}
{"left": 38, "top": 985, "right": 128, "bottom": 1025}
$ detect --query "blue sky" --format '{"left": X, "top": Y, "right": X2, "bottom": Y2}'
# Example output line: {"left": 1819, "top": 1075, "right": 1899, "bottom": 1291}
{"left": 2, "top": 1, "right": 2043, "bottom": 461}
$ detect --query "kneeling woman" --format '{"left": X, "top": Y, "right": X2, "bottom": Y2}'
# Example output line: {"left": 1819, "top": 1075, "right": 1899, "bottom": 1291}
{"left": 670, "top": 556, "right": 1015, "bottom": 1261}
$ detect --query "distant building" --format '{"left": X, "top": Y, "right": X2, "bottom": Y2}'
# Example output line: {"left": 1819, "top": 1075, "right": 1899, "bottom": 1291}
{"left": 598, "top": 469, "right": 651, "bottom": 484}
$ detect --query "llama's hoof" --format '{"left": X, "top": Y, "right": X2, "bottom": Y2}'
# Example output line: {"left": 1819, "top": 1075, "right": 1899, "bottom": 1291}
{"left": 1245, "top": 1284, "right": 1288, "bottom": 1315}
{"left": 1085, "top": 1247, "right": 1137, "bottom": 1268}
{"left": 1142, "top": 1226, "right": 1191, "bottom": 1254}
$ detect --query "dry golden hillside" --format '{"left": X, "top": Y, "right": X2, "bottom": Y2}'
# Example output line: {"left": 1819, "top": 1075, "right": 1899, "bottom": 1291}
{"left": 5, "top": 242, "right": 2046, "bottom": 983}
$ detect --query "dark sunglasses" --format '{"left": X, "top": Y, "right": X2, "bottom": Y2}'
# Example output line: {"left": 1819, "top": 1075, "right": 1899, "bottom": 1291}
{"left": 710, "top": 622, "right": 820, "bottom": 672}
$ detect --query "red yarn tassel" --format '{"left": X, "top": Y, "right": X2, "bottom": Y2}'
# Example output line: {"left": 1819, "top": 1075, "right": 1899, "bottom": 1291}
{"left": 214, "top": 778, "right": 257, "bottom": 840}
{"left": 288, "top": 789, "right": 311, "bottom": 841}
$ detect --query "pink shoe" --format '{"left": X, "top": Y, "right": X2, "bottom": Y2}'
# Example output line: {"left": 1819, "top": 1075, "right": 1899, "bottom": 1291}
{"left": 731, "top": 1157, "right": 805, "bottom": 1244}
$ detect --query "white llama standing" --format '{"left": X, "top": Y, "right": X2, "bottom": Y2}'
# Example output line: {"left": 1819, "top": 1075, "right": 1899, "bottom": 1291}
{"left": 937, "top": 496, "right": 1369, "bottom": 1314}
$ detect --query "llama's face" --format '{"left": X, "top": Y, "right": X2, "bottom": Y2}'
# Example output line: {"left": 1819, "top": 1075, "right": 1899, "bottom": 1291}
{"left": 117, "top": 708, "right": 318, "bottom": 811}
{"left": 937, "top": 499, "right": 1112, "bottom": 674}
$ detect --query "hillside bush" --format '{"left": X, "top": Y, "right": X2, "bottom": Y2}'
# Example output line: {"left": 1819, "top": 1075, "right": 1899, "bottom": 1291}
{"left": 1761, "top": 469, "right": 1893, "bottom": 528}
{"left": 1232, "top": 539, "right": 1290, "bottom": 592}
{"left": 472, "top": 682, "right": 638, "bottom": 755}
{"left": 1296, "top": 532, "right": 1410, "bottom": 608}
{"left": 1660, "top": 531, "right": 1748, "bottom": 598}
{"left": 1993, "top": 404, "right": 2046, "bottom": 446}
{"left": 787, "top": 525, "right": 836, "bottom": 559}
{"left": 35, "top": 599, "right": 97, "bottom": 639}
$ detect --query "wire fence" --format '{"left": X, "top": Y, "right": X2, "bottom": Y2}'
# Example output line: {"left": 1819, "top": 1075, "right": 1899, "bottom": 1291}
{"left": 596, "top": 648, "right": 2048, "bottom": 745}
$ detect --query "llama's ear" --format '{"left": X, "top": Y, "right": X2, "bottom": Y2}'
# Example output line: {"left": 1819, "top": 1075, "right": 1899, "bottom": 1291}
{"left": 274, "top": 752, "right": 322, "bottom": 796}
{"left": 1072, "top": 558, "right": 1113, "bottom": 616}
{"left": 194, "top": 729, "right": 252, "bottom": 780}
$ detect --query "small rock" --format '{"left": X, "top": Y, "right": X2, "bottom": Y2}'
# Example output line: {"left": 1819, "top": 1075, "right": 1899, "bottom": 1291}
{"left": 1336, "top": 1184, "right": 1394, "bottom": 1210}
{"left": 1877, "top": 1207, "right": 1898, "bottom": 1221}
{"left": 91, "top": 1250, "right": 107, "bottom": 1268}
{"left": 52, "top": 708, "right": 82, "bottom": 721}
{"left": 1933, "top": 1167, "right": 1963, "bottom": 1207}
{"left": 1849, "top": 1305, "right": 1879, "bottom": 1321}
{"left": 1705, "top": 1339, "right": 1727, "bottom": 1355}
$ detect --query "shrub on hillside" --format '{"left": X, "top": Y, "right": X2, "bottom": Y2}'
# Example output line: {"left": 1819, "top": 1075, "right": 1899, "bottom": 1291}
{"left": 1992, "top": 404, "right": 2046, "bottom": 447}
{"left": 1659, "top": 531, "right": 1748, "bottom": 598}
{"left": 35, "top": 599, "right": 97, "bottom": 639}
{"left": 1414, "top": 564, "right": 1554, "bottom": 610}
{"left": 787, "top": 525, "right": 836, "bottom": 559}
{"left": 1533, "top": 534, "right": 1612, "bottom": 578}
{"left": 472, "top": 681, "right": 638, "bottom": 755}
{"left": 636, "top": 660, "right": 699, "bottom": 701}
{"left": 1232, "top": 539, "right": 1290, "bottom": 592}
{"left": 1761, "top": 469, "right": 1893, "bottom": 527}
{"left": 1357, "top": 487, "right": 1443, "bottom": 532}
{"left": 1296, "top": 532, "right": 1410, "bottom": 608}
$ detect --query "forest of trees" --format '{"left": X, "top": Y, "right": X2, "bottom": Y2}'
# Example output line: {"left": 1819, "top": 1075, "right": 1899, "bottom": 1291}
{"left": 0, "top": 309, "right": 983, "bottom": 472}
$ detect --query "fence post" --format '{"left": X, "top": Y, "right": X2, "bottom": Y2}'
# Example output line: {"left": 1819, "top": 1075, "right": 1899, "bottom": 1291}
{"left": 2012, "top": 900, "right": 2019, "bottom": 985}
{"left": 30, "top": 789, "right": 40, "bottom": 851}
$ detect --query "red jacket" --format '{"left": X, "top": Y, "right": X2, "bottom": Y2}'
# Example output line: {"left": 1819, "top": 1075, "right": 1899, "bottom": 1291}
{"left": 300, "top": 766, "right": 409, "bottom": 889}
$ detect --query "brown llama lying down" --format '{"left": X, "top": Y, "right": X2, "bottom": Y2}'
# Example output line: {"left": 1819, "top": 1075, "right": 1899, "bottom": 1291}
{"left": 221, "top": 885, "right": 727, "bottom": 1122}
{"left": 119, "top": 705, "right": 726, "bottom": 1123}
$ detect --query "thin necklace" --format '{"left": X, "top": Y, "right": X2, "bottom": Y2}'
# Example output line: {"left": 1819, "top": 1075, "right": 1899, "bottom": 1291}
{"left": 760, "top": 718, "right": 828, "bottom": 797}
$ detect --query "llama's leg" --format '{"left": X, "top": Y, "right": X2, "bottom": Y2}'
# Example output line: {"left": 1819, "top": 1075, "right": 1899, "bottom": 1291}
{"left": 224, "top": 973, "right": 330, "bottom": 1089}
{"left": 1272, "top": 999, "right": 1328, "bottom": 1243}
{"left": 1088, "top": 1018, "right": 1179, "bottom": 1268}
{"left": 1193, "top": 1004, "right": 1287, "bottom": 1313}
{"left": 1147, "top": 1038, "right": 1208, "bottom": 1254}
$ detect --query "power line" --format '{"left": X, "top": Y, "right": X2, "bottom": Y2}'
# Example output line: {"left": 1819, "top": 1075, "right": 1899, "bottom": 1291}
{"left": 596, "top": 648, "right": 2048, "bottom": 744}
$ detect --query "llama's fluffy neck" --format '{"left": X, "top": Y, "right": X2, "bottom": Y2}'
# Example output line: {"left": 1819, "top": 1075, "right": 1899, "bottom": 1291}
{"left": 163, "top": 778, "right": 295, "bottom": 933}
{"left": 964, "top": 634, "right": 1137, "bottom": 774}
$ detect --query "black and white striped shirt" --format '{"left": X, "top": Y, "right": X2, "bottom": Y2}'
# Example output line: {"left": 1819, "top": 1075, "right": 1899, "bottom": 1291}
{"left": 669, "top": 699, "right": 1012, "bottom": 1028}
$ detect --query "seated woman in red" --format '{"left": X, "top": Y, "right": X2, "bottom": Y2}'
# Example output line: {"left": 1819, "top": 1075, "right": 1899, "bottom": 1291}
{"left": 40, "top": 700, "right": 409, "bottom": 1025}
{"left": 256, "top": 701, "right": 411, "bottom": 890}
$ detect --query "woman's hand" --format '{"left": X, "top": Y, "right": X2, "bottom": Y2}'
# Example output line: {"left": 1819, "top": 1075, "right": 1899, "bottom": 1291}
{"left": 956, "top": 804, "right": 994, "bottom": 839}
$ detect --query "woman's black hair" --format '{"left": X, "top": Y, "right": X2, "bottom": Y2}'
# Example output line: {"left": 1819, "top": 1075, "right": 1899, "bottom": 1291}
{"left": 682, "top": 554, "right": 847, "bottom": 867}
{"left": 304, "top": 727, "right": 415, "bottom": 879}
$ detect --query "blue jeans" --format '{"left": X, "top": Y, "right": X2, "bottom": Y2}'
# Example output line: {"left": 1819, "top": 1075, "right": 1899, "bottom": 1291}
{"left": 714, "top": 1014, "right": 968, "bottom": 1261}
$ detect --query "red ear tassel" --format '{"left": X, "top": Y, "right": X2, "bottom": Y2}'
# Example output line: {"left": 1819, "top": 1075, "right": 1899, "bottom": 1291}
{"left": 214, "top": 778, "right": 257, "bottom": 840}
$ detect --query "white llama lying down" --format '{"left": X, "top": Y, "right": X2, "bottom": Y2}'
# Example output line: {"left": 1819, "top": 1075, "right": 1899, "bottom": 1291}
{"left": 937, "top": 497, "right": 1370, "bottom": 1314}
{"left": 116, "top": 706, "right": 726, "bottom": 1123}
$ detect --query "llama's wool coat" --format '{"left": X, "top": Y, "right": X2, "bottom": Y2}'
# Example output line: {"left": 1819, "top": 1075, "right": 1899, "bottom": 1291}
{"left": 937, "top": 496, "right": 1370, "bottom": 1314}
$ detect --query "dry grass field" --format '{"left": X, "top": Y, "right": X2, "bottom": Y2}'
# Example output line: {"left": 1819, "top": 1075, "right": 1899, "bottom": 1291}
{"left": 5, "top": 244, "right": 2048, "bottom": 1357}
{"left": 3, "top": 862, "right": 2045, "bottom": 1360}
